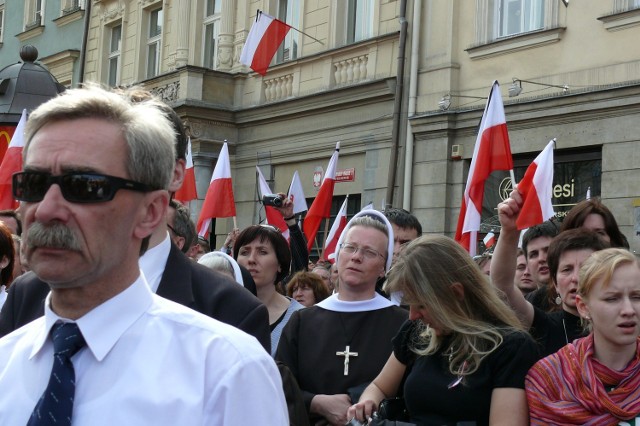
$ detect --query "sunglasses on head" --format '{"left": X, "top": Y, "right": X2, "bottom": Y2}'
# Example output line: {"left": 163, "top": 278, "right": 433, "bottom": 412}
{"left": 12, "top": 171, "right": 155, "bottom": 204}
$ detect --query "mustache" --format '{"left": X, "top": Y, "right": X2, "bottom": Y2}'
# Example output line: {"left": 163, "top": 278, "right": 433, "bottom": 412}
{"left": 26, "top": 223, "right": 81, "bottom": 251}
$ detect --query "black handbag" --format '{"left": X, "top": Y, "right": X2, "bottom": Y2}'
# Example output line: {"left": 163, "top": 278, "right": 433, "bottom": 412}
{"left": 377, "top": 397, "right": 410, "bottom": 422}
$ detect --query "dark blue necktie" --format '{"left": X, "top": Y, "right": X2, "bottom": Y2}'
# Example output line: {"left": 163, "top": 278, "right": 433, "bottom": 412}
{"left": 27, "top": 322, "right": 86, "bottom": 426}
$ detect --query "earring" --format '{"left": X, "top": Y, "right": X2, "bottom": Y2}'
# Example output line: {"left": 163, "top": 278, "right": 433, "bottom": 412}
{"left": 585, "top": 316, "right": 591, "bottom": 321}
{"left": 555, "top": 295, "right": 562, "bottom": 305}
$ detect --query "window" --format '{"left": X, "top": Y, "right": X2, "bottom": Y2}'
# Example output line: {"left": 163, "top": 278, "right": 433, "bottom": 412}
{"left": 62, "top": 0, "right": 83, "bottom": 14}
{"left": 108, "top": 24, "right": 122, "bottom": 87}
{"left": 347, "top": 0, "right": 373, "bottom": 44}
{"left": 25, "top": 0, "right": 44, "bottom": 29}
{"left": 495, "top": 0, "right": 545, "bottom": 38}
{"left": 146, "top": 8, "right": 163, "bottom": 79}
{"left": 276, "top": 0, "right": 300, "bottom": 63}
{"left": 0, "top": 4, "right": 4, "bottom": 43}
{"left": 615, "top": 0, "right": 640, "bottom": 12}
{"left": 203, "top": 0, "right": 221, "bottom": 69}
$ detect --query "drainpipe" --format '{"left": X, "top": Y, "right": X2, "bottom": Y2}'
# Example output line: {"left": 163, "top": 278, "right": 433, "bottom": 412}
{"left": 402, "top": 0, "right": 421, "bottom": 210}
{"left": 78, "top": 0, "right": 92, "bottom": 85}
{"left": 385, "top": 0, "right": 408, "bottom": 209}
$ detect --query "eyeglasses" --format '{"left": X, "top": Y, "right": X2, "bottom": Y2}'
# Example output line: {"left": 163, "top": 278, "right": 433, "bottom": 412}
{"left": 12, "top": 171, "right": 154, "bottom": 204}
{"left": 339, "top": 243, "right": 385, "bottom": 261}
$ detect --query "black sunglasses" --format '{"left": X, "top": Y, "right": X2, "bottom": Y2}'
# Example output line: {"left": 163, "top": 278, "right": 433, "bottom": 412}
{"left": 12, "top": 171, "right": 155, "bottom": 203}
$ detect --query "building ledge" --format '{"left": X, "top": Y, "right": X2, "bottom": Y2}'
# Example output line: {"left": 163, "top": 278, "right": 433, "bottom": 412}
{"left": 54, "top": 8, "right": 84, "bottom": 27}
{"left": 466, "top": 27, "right": 565, "bottom": 60}
{"left": 598, "top": 8, "right": 640, "bottom": 32}
{"left": 17, "top": 25, "right": 44, "bottom": 42}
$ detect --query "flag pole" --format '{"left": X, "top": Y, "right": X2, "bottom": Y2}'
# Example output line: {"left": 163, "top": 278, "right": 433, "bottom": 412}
{"left": 319, "top": 218, "right": 331, "bottom": 260}
{"left": 290, "top": 26, "right": 325, "bottom": 45}
{"left": 233, "top": 216, "right": 238, "bottom": 230}
{"left": 257, "top": 8, "right": 324, "bottom": 45}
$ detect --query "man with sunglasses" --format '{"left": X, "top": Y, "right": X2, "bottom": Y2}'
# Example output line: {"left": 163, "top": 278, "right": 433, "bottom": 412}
{"left": 0, "top": 90, "right": 271, "bottom": 354}
{"left": 0, "top": 85, "right": 287, "bottom": 425}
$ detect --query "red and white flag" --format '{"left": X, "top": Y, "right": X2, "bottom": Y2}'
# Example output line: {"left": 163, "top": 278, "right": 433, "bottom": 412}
{"left": 483, "top": 231, "right": 496, "bottom": 249}
{"left": 240, "top": 11, "right": 291, "bottom": 76}
{"left": 288, "top": 170, "right": 308, "bottom": 214}
{"left": 303, "top": 142, "right": 340, "bottom": 251}
{"left": 256, "top": 166, "right": 289, "bottom": 239}
{"left": 197, "top": 143, "right": 236, "bottom": 237}
{"left": 0, "top": 109, "right": 27, "bottom": 210}
{"left": 454, "top": 81, "right": 513, "bottom": 256}
{"left": 323, "top": 195, "right": 348, "bottom": 263}
{"left": 516, "top": 140, "right": 555, "bottom": 230}
{"left": 174, "top": 137, "right": 198, "bottom": 203}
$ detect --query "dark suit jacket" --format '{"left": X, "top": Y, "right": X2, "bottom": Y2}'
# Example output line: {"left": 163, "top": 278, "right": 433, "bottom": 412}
{"left": 0, "top": 243, "right": 271, "bottom": 353}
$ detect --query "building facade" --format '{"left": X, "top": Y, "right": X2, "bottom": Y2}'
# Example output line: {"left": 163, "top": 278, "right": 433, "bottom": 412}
{"left": 0, "top": 0, "right": 86, "bottom": 88}
{"left": 5, "top": 0, "right": 640, "bottom": 254}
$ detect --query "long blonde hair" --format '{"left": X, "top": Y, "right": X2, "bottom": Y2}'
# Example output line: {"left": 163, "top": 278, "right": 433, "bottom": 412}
{"left": 385, "top": 235, "right": 524, "bottom": 377}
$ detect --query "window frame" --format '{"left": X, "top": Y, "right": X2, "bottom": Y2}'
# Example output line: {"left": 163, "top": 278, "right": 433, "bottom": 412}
{"left": 107, "top": 23, "right": 122, "bottom": 87}
{"left": 276, "top": 0, "right": 300, "bottom": 63}
{"left": 346, "top": 0, "right": 374, "bottom": 44}
{"left": 495, "top": 0, "right": 545, "bottom": 38}
{"left": 202, "top": 0, "right": 221, "bottom": 69}
{"left": 146, "top": 7, "right": 163, "bottom": 79}
{"left": 0, "top": 4, "right": 4, "bottom": 43}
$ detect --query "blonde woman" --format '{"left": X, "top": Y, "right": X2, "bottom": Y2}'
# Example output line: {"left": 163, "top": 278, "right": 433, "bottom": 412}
{"left": 348, "top": 235, "right": 539, "bottom": 426}
{"left": 526, "top": 248, "right": 640, "bottom": 425}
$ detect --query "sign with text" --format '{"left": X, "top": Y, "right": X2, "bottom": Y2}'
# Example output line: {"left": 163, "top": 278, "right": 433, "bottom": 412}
{"left": 335, "top": 168, "right": 355, "bottom": 183}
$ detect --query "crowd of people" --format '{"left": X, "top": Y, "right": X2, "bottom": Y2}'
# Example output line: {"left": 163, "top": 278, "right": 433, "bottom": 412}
{"left": 0, "top": 83, "right": 638, "bottom": 425}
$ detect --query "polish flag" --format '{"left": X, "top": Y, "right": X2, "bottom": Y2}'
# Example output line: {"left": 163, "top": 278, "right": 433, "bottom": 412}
{"left": 516, "top": 140, "right": 555, "bottom": 230}
{"left": 197, "top": 143, "right": 236, "bottom": 237}
{"left": 239, "top": 11, "right": 291, "bottom": 76}
{"left": 256, "top": 166, "right": 289, "bottom": 239}
{"left": 174, "top": 137, "right": 198, "bottom": 203}
{"left": 454, "top": 81, "right": 513, "bottom": 256}
{"left": 483, "top": 231, "right": 496, "bottom": 249}
{"left": 0, "top": 109, "right": 27, "bottom": 210}
{"left": 324, "top": 195, "right": 349, "bottom": 263}
{"left": 288, "top": 171, "right": 308, "bottom": 215}
{"left": 303, "top": 142, "right": 340, "bottom": 251}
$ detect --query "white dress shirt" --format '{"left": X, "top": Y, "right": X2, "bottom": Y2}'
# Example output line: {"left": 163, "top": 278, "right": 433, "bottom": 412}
{"left": 138, "top": 232, "right": 171, "bottom": 293}
{"left": 0, "top": 285, "right": 6, "bottom": 311}
{"left": 0, "top": 275, "right": 289, "bottom": 425}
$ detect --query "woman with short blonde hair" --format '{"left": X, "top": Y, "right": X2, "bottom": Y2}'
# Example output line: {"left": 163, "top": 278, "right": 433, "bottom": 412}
{"left": 526, "top": 248, "right": 640, "bottom": 425}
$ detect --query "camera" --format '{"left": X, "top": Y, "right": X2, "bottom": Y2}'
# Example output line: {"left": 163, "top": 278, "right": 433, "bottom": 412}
{"left": 262, "top": 194, "right": 284, "bottom": 207}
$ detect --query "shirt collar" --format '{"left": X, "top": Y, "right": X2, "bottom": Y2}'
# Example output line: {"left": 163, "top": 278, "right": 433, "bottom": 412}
{"left": 316, "top": 293, "right": 393, "bottom": 312}
{"left": 139, "top": 232, "right": 171, "bottom": 293}
{"left": 30, "top": 275, "right": 153, "bottom": 361}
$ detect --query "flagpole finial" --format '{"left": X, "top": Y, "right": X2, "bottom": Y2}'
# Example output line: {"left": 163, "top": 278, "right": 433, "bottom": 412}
{"left": 336, "top": 141, "right": 340, "bottom": 150}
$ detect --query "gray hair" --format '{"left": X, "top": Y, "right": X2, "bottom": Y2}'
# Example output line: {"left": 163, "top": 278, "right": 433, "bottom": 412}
{"left": 24, "top": 84, "right": 175, "bottom": 191}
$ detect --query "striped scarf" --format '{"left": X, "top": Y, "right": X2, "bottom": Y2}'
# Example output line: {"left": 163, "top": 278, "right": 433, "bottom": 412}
{"left": 525, "top": 334, "right": 640, "bottom": 425}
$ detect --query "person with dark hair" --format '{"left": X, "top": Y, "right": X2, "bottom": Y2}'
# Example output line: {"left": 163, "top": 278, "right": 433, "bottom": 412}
{"left": 0, "top": 84, "right": 287, "bottom": 424}
{"left": 560, "top": 197, "right": 629, "bottom": 249}
{"left": 0, "top": 88, "right": 271, "bottom": 354}
{"left": 276, "top": 210, "right": 408, "bottom": 425}
{"left": 286, "top": 271, "right": 331, "bottom": 307}
{"left": 526, "top": 248, "right": 640, "bottom": 424}
{"left": 349, "top": 235, "right": 538, "bottom": 425}
{"left": 514, "top": 248, "right": 536, "bottom": 295}
{"left": 0, "top": 223, "right": 15, "bottom": 310}
{"left": 383, "top": 207, "right": 422, "bottom": 266}
{"left": 521, "top": 220, "right": 560, "bottom": 312}
{"left": 492, "top": 190, "right": 609, "bottom": 357}
{"left": 234, "top": 222, "right": 304, "bottom": 357}
{"left": 166, "top": 199, "right": 196, "bottom": 253}
{"left": 0, "top": 209, "right": 22, "bottom": 236}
